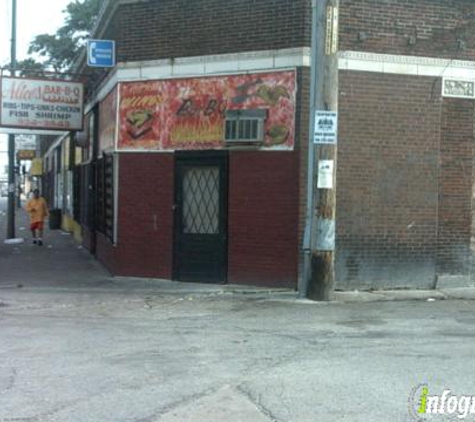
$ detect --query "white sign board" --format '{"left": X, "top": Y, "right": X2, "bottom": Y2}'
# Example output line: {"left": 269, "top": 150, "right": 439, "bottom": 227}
{"left": 316, "top": 218, "right": 335, "bottom": 251}
{"left": 442, "top": 78, "right": 475, "bottom": 99}
{"left": 15, "top": 134, "right": 36, "bottom": 149}
{"left": 317, "top": 160, "right": 334, "bottom": 189}
{"left": 1, "top": 77, "right": 84, "bottom": 131}
{"left": 314, "top": 111, "right": 337, "bottom": 144}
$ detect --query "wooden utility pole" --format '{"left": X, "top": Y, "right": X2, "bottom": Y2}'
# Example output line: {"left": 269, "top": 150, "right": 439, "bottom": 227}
{"left": 300, "top": 0, "right": 339, "bottom": 301}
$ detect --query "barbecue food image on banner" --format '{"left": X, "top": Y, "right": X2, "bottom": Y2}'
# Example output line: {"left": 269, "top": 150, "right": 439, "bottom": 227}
{"left": 267, "top": 124, "right": 290, "bottom": 145}
{"left": 126, "top": 109, "right": 154, "bottom": 139}
{"left": 118, "top": 71, "right": 296, "bottom": 150}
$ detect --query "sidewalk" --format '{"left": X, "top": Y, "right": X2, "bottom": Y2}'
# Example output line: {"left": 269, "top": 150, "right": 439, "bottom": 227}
{"left": 1, "top": 201, "right": 475, "bottom": 301}
{"left": 0, "top": 202, "right": 289, "bottom": 295}
{"left": 0, "top": 202, "right": 113, "bottom": 288}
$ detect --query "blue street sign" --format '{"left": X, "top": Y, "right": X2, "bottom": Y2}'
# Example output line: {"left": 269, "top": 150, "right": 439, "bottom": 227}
{"left": 87, "top": 40, "right": 115, "bottom": 68}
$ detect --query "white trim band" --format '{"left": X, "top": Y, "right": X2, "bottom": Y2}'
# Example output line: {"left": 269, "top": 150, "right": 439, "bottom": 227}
{"left": 86, "top": 48, "right": 310, "bottom": 111}
{"left": 87, "top": 48, "right": 475, "bottom": 111}
{"left": 339, "top": 51, "right": 475, "bottom": 79}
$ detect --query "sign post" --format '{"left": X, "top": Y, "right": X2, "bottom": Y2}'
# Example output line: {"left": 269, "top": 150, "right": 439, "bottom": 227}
{"left": 7, "top": 0, "right": 17, "bottom": 240}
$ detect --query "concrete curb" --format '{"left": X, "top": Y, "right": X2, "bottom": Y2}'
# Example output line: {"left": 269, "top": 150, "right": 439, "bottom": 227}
{"left": 331, "top": 289, "right": 448, "bottom": 302}
{"left": 111, "top": 277, "right": 292, "bottom": 296}
{"left": 111, "top": 278, "right": 475, "bottom": 302}
{"left": 269, "top": 288, "right": 475, "bottom": 304}
{"left": 440, "top": 287, "right": 475, "bottom": 300}
{"left": 6, "top": 280, "right": 475, "bottom": 303}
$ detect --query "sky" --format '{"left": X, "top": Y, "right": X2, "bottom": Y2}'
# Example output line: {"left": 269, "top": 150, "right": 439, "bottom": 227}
{"left": 0, "top": 0, "right": 71, "bottom": 174}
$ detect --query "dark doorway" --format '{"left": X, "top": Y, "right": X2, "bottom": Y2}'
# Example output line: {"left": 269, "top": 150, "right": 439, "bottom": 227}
{"left": 173, "top": 152, "right": 228, "bottom": 283}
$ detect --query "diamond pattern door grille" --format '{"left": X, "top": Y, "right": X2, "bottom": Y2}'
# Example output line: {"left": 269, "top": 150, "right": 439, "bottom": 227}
{"left": 182, "top": 166, "right": 220, "bottom": 234}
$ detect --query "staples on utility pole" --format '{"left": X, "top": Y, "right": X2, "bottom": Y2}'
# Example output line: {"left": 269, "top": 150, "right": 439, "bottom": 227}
{"left": 300, "top": 0, "right": 339, "bottom": 301}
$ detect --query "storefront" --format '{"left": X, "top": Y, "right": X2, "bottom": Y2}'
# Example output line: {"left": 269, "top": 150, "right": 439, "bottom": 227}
{"left": 92, "top": 71, "right": 300, "bottom": 287}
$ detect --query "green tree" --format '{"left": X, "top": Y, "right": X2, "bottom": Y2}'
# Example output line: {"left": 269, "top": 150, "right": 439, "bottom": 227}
{"left": 14, "top": 58, "right": 47, "bottom": 77}
{"left": 17, "top": 0, "right": 102, "bottom": 74}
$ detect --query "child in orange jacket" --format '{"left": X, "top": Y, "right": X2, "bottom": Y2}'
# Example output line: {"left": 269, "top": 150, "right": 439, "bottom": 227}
{"left": 25, "top": 189, "right": 49, "bottom": 246}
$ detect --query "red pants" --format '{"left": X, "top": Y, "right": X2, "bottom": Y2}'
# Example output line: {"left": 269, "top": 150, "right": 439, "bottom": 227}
{"left": 30, "top": 221, "right": 44, "bottom": 231}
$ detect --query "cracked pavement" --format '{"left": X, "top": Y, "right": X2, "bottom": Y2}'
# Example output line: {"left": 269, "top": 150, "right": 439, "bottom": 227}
{"left": 1, "top": 287, "right": 475, "bottom": 422}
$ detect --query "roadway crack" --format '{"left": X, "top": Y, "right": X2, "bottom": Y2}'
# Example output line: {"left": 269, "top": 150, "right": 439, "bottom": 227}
{"left": 237, "top": 383, "right": 286, "bottom": 422}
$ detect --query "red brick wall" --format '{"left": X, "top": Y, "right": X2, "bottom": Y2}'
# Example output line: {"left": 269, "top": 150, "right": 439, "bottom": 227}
{"left": 96, "top": 231, "right": 116, "bottom": 274}
{"left": 108, "top": 0, "right": 310, "bottom": 63}
{"left": 437, "top": 99, "right": 475, "bottom": 279}
{"left": 228, "top": 151, "right": 299, "bottom": 288}
{"left": 336, "top": 0, "right": 475, "bottom": 289}
{"left": 112, "top": 153, "right": 174, "bottom": 279}
{"left": 87, "top": 0, "right": 475, "bottom": 291}
{"left": 340, "top": 0, "right": 475, "bottom": 60}
{"left": 82, "top": 0, "right": 311, "bottom": 93}
{"left": 337, "top": 71, "right": 442, "bottom": 289}
{"left": 93, "top": 0, "right": 475, "bottom": 72}
{"left": 337, "top": 71, "right": 475, "bottom": 289}
{"left": 96, "top": 151, "right": 300, "bottom": 287}
{"left": 81, "top": 226, "right": 94, "bottom": 253}
{"left": 92, "top": 0, "right": 475, "bottom": 75}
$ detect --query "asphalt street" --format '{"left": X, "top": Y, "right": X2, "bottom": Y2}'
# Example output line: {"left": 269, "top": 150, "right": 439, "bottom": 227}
{"left": 1, "top": 197, "right": 475, "bottom": 422}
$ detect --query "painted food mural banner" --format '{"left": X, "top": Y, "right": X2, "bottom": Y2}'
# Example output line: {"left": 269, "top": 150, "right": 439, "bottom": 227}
{"left": 119, "top": 71, "right": 295, "bottom": 151}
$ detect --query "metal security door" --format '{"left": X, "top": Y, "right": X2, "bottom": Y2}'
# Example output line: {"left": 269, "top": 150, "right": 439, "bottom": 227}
{"left": 174, "top": 152, "right": 228, "bottom": 283}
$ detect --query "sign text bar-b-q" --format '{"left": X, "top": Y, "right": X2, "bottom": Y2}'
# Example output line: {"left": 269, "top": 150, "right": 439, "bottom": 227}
{"left": 0, "top": 76, "right": 84, "bottom": 132}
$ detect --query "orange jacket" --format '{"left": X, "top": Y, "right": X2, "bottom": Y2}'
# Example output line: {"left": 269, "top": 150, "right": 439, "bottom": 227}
{"left": 25, "top": 197, "right": 49, "bottom": 224}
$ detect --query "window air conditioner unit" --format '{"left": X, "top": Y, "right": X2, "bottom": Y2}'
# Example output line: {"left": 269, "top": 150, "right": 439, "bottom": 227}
{"left": 224, "top": 109, "right": 266, "bottom": 145}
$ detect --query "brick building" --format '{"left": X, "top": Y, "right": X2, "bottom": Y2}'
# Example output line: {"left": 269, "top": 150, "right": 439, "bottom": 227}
{"left": 42, "top": 0, "right": 475, "bottom": 291}
{"left": 337, "top": 0, "right": 475, "bottom": 289}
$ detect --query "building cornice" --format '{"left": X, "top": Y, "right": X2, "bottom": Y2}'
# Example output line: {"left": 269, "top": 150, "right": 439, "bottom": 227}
{"left": 84, "top": 47, "right": 310, "bottom": 112}
{"left": 85, "top": 48, "right": 475, "bottom": 112}
{"left": 339, "top": 51, "right": 475, "bottom": 79}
